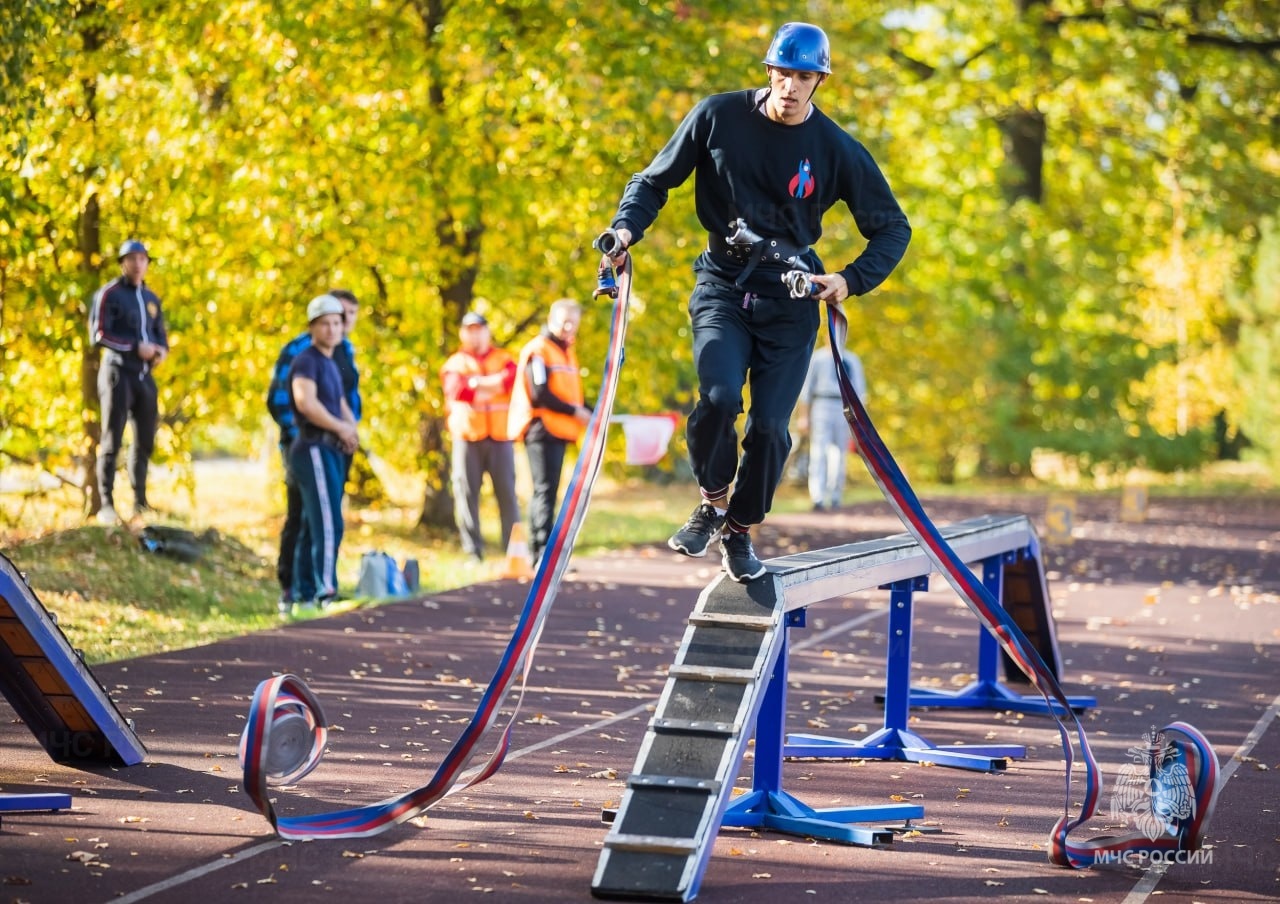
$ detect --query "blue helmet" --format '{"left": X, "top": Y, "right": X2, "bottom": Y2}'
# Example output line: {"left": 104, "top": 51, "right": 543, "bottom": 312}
{"left": 117, "top": 239, "right": 150, "bottom": 261}
{"left": 763, "top": 22, "right": 831, "bottom": 75}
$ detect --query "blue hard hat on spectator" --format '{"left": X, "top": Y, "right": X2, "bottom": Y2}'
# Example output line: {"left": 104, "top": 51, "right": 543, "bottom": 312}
{"left": 763, "top": 22, "right": 831, "bottom": 75}
{"left": 118, "top": 239, "right": 150, "bottom": 261}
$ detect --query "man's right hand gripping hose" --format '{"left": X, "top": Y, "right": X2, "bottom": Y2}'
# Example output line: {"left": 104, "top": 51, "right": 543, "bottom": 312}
{"left": 593, "top": 228, "right": 628, "bottom": 298}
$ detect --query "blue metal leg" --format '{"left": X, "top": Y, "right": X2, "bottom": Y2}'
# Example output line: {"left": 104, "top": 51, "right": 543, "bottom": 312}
{"left": 0, "top": 792, "right": 72, "bottom": 826}
{"left": 723, "top": 613, "right": 922, "bottom": 844}
{"left": 785, "top": 576, "right": 1024, "bottom": 772}
{"left": 906, "top": 552, "right": 1096, "bottom": 716}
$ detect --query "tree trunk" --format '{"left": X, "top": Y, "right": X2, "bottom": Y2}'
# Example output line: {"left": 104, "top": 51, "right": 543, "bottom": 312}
{"left": 77, "top": 7, "right": 104, "bottom": 516}
{"left": 996, "top": 107, "right": 1046, "bottom": 205}
{"left": 417, "top": 222, "right": 484, "bottom": 529}
{"left": 411, "top": 0, "right": 486, "bottom": 530}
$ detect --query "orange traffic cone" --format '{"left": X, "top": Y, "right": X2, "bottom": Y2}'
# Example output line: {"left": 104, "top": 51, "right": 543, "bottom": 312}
{"left": 499, "top": 522, "right": 535, "bottom": 580}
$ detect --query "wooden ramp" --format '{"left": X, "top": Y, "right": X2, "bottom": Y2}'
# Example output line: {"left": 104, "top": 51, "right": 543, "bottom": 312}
{"left": 592, "top": 572, "right": 788, "bottom": 900}
{"left": 1000, "top": 552, "right": 1065, "bottom": 683}
{"left": 0, "top": 551, "right": 146, "bottom": 766}
{"left": 593, "top": 515, "right": 1052, "bottom": 902}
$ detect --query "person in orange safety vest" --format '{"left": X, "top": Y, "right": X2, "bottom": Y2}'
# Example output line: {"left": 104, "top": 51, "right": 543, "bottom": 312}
{"left": 508, "top": 299, "right": 592, "bottom": 561}
{"left": 441, "top": 311, "right": 520, "bottom": 560}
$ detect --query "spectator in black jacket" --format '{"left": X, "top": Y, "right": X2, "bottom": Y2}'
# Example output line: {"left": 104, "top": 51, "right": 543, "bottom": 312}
{"left": 89, "top": 240, "right": 169, "bottom": 524}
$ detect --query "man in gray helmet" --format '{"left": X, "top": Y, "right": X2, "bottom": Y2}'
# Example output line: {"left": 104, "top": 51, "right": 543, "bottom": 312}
{"left": 601, "top": 22, "right": 910, "bottom": 581}
{"left": 89, "top": 239, "right": 169, "bottom": 524}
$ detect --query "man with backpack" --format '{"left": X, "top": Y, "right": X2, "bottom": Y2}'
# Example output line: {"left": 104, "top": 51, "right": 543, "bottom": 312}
{"left": 266, "top": 290, "right": 361, "bottom": 616}
{"left": 287, "top": 294, "right": 359, "bottom": 610}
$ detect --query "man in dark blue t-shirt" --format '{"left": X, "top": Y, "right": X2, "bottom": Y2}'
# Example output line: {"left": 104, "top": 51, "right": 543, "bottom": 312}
{"left": 602, "top": 22, "right": 910, "bottom": 582}
{"left": 266, "top": 290, "right": 361, "bottom": 614}
{"left": 286, "top": 295, "right": 359, "bottom": 613}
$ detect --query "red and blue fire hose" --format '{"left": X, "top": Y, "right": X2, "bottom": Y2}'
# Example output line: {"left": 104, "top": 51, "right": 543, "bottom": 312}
{"left": 240, "top": 249, "right": 633, "bottom": 839}
{"left": 241, "top": 251, "right": 1217, "bottom": 868}
{"left": 822, "top": 299, "right": 1218, "bottom": 866}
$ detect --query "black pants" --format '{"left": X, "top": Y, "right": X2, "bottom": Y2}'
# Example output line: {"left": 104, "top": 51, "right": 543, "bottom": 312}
{"left": 451, "top": 438, "right": 519, "bottom": 558}
{"left": 96, "top": 362, "right": 159, "bottom": 507}
{"left": 686, "top": 279, "right": 818, "bottom": 528}
{"left": 276, "top": 444, "right": 304, "bottom": 596}
{"left": 524, "top": 423, "right": 568, "bottom": 561}
{"left": 278, "top": 444, "right": 352, "bottom": 598}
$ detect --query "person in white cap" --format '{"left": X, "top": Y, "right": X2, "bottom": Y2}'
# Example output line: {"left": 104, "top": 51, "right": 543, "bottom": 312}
{"left": 286, "top": 294, "right": 359, "bottom": 613}
{"left": 266, "top": 289, "right": 361, "bottom": 616}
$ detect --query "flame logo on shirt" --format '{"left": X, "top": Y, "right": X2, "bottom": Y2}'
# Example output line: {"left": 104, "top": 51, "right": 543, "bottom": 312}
{"left": 788, "top": 158, "right": 815, "bottom": 198}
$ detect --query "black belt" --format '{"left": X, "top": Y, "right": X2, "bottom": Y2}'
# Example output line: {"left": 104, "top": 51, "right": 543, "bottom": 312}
{"left": 296, "top": 425, "right": 344, "bottom": 451}
{"left": 706, "top": 234, "right": 810, "bottom": 288}
{"left": 101, "top": 349, "right": 148, "bottom": 374}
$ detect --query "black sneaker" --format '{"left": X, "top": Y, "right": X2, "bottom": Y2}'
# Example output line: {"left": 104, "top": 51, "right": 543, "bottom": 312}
{"left": 668, "top": 502, "right": 727, "bottom": 557}
{"left": 720, "top": 530, "right": 766, "bottom": 582}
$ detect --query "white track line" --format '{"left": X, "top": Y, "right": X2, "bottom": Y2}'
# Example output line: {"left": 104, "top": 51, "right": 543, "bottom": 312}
{"left": 1121, "top": 691, "right": 1280, "bottom": 903}
{"left": 123, "top": 601, "right": 1271, "bottom": 903}
{"left": 112, "top": 840, "right": 281, "bottom": 904}
{"left": 114, "top": 608, "right": 888, "bottom": 901}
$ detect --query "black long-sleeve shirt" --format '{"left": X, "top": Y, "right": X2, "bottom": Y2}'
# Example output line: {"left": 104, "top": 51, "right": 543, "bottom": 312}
{"left": 612, "top": 88, "right": 910, "bottom": 297}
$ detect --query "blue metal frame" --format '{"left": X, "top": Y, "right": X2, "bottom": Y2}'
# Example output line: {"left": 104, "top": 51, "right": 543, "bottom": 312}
{"left": 784, "top": 562, "right": 1027, "bottom": 772}
{"left": 906, "top": 551, "right": 1096, "bottom": 716}
{"left": 722, "top": 611, "right": 923, "bottom": 844}
{"left": 0, "top": 792, "right": 72, "bottom": 826}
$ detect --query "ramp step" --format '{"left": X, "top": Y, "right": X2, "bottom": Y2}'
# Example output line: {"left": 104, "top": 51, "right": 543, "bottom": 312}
{"left": 686, "top": 612, "right": 775, "bottom": 631}
{"left": 612, "top": 783, "right": 717, "bottom": 840}
{"left": 592, "top": 848, "right": 692, "bottom": 901}
{"left": 637, "top": 732, "right": 735, "bottom": 780}
{"left": 650, "top": 717, "right": 738, "bottom": 737}
{"left": 666, "top": 663, "right": 757, "bottom": 684}
{"left": 628, "top": 774, "right": 723, "bottom": 793}
{"left": 604, "top": 833, "right": 700, "bottom": 855}
{"left": 662, "top": 678, "right": 748, "bottom": 725}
